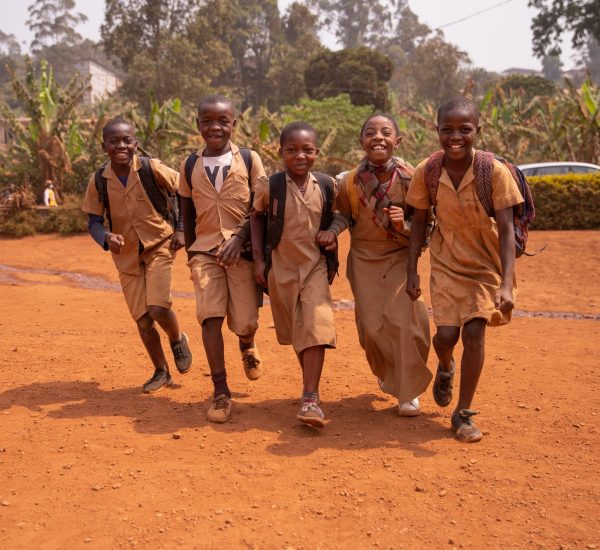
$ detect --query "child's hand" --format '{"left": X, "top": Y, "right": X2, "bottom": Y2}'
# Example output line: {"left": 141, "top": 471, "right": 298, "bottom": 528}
{"left": 106, "top": 232, "right": 124, "bottom": 254}
{"left": 170, "top": 230, "right": 185, "bottom": 252}
{"left": 495, "top": 284, "right": 514, "bottom": 314}
{"left": 384, "top": 206, "right": 405, "bottom": 232}
{"left": 253, "top": 258, "right": 267, "bottom": 289}
{"left": 406, "top": 271, "right": 421, "bottom": 301}
{"left": 216, "top": 235, "right": 242, "bottom": 266}
{"left": 316, "top": 230, "right": 337, "bottom": 251}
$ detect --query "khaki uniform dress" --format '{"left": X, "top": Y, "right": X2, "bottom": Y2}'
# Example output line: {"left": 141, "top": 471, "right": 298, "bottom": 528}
{"left": 82, "top": 156, "right": 179, "bottom": 321}
{"left": 178, "top": 143, "right": 267, "bottom": 337}
{"left": 253, "top": 173, "right": 337, "bottom": 354}
{"left": 406, "top": 153, "right": 524, "bottom": 327}
{"left": 336, "top": 171, "right": 432, "bottom": 403}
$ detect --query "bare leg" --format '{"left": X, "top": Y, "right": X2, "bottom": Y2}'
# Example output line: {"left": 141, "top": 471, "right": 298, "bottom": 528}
{"left": 433, "top": 326, "right": 460, "bottom": 371}
{"left": 136, "top": 313, "right": 168, "bottom": 369}
{"left": 147, "top": 305, "right": 181, "bottom": 343}
{"left": 300, "top": 345, "right": 325, "bottom": 394}
{"left": 202, "top": 317, "right": 226, "bottom": 375}
{"left": 455, "top": 318, "right": 487, "bottom": 411}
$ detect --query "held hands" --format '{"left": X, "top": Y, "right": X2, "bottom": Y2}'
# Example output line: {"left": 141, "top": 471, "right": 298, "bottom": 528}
{"left": 316, "top": 230, "right": 337, "bottom": 251}
{"left": 216, "top": 235, "right": 243, "bottom": 267}
{"left": 170, "top": 230, "right": 185, "bottom": 252}
{"left": 253, "top": 258, "right": 267, "bottom": 289}
{"left": 494, "top": 284, "right": 515, "bottom": 314}
{"left": 406, "top": 271, "right": 421, "bottom": 301}
{"left": 383, "top": 206, "right": 405, "bottom": 232}
{"left": 105, "top": 232, "right": 124, "bottom": 254}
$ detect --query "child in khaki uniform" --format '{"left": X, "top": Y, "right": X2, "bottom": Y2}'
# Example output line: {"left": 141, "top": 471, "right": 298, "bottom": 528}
{"left": 82, "top": 118, "right": 193, "bottom": 393}
{"left": 406, "top": 97, "right": 523, "bottom": 442}
{"left": 324, "top": 114, "right": 432, "bottom": 417}
{"left": 251, "top": 122, "right": 339, "bottom": 428}
{"left": 179, "top": 95, "right": 267, "bottom": 423}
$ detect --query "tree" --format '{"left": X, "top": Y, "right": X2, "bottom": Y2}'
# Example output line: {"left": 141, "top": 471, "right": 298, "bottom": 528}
{"left": 27, "top": 0, "right": 87, "bottom": 53}
{"left": 265, "top": 2, "right": 323, "bottom": 109}
{"left": 310, "top": 0, "right": 404, "bottom": 49}
{"left": 403, "top": 34, "right": 470, "bottom": 106}
{"left": 304, "top": 46, "right": 393, "bottom": 110}
{"left": 101, "top": 0, "right": 216, "bottom": 107}
{"left": 582, "top": 37, "right": 600, "bottom": 83}
{"left": 542, "top": 53, "right": 563, "bottom": 82}
{"left": 498, "top": 74, "right": 556, "bottom": 103}
{"left": 529, "top": 0, "right": 600, "bottom": 57}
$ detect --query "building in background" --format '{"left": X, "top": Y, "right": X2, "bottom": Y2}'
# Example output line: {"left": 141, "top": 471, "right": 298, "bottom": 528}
{"left": 74, "top": 59, "right": 120, "bottom": 104}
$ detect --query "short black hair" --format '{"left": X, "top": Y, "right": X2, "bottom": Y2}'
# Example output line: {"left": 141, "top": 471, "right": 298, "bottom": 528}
{"left": 360, "top": 113, "right": 400, "bottom": 136}
{"left": 437, "top": 96, "right": 480, "bottom": 125}
{"left": 279, "top": 121, "right": 318, "bottom": 146}
{"left": 102, "top": 117, "right": 135, "bottom": 141}
{"left": 197, "top": 94, "right": 234, "bottom": 115}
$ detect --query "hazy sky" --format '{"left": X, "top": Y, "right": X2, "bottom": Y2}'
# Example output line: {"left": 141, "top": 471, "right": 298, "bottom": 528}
{"left": 0, "top": 0, "right": 579, "bottom": 73}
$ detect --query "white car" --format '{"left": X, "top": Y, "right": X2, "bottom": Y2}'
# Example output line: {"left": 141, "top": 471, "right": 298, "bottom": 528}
{"left": 518, "top": 162, "right": 600, "bottom": 177}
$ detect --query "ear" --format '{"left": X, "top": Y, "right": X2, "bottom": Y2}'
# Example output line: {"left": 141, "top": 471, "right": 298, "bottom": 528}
{"left": 196, "top": 116, "right": 200, "bottom": 131}
{"left": 101, "top": 141, "right": 107, "bottom": 153}
{"left": 278, "top": 146, "right": 283, "bottom": 158}
{"left": 315, "top": 147, "right": 320, "bottom": 157}
{"left": 476, "top": 125, "right": 482, "bottom": 135}
{"left": 395, "top": 135, "right": 402, "bottom": 147}
{"left": 232, "top": 118, "right": 238, "bottom": 129}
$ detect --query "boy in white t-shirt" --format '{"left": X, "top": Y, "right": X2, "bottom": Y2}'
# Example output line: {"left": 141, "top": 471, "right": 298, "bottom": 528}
{"left": 178, "top": 95, "right": 269, "bottom": 423}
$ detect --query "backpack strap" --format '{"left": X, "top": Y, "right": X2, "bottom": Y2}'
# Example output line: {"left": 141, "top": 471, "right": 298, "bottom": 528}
{"left": 239, "top": 147, "right": 253, "bottom": 185}
{"left": 94, "top": 163, "right": 112, "bottom": 231}
{"left": 266, "top": 171, "right": 287, "bottom": 252}
{"left": 184, "top": 153, "right": 198, "bottom": 189}
{"left": 423, "top": 150, "right": 444, "bottom": 207}
{"left": 472, "top": 150, "right": 496, "bottom": 217}
{"left": 312, "top": 172, "right": 335, "bottom": 231}
{"left": 345, "top": 168, "right": 360, "bottom": 221}
{"left": 138, "top": 156, "right": 171, "bottom": 222}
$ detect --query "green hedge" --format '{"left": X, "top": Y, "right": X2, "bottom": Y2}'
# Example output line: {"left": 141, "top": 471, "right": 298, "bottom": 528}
{"left": 528, "top": 173, "right": 600, "bottom": 230}
{"left": 0, "top": 207, "right": 87, "bottom": 237}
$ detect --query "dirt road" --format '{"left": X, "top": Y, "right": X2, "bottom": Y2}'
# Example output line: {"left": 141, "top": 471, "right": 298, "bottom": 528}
{"left": 0, "top": 231, "right": 598, "bottom": 549}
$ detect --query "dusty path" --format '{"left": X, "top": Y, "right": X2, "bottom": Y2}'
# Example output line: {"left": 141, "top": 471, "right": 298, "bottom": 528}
{"left": 0, "top": 231, "right": 599, "bottom": 549}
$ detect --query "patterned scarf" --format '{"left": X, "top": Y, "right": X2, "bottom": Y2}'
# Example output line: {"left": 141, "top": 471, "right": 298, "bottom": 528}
{"left": 354, "top": 156, "right": 415, "bottom": 242}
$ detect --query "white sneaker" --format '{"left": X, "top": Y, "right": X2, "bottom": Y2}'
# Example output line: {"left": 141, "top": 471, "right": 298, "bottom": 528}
{"left": 398, "top": 397, "right": 420, "bottom": 417}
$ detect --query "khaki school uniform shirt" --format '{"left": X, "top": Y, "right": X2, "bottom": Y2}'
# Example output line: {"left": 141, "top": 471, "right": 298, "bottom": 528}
{"left": 178, "top": 143, "right": 267, "bottom": 253}
{"left": 82, "top": 156, "right": 178, "bottom": 275}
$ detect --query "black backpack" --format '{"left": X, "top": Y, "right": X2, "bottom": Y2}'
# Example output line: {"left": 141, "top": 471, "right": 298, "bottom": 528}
{"left": 95, "top": 156, "right": 179, "bottom": 231}
{"left": 265, "top": 171, "right": 339, "bottom": 283}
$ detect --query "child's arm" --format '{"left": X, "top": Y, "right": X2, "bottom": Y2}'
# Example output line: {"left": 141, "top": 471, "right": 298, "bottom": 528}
{"left": 180, "top": 194, "right": 197, "bottom": 259}
{"left": 250, "top": 209, "right": 268, "bottom": 289}
{"left": 406, "top": 208, "right": 428, "bottom": 301}
{"left": 495, "top": 207, "right": 516, "bottom": 313}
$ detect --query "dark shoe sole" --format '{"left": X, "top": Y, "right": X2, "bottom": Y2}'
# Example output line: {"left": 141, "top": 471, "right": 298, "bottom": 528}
{"left": 142, "top": 377, "right": 173, "bottom": 394}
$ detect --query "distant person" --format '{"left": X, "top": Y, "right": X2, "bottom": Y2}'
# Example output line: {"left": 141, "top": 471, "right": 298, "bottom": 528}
{"left": 81, "top": 117, "right": 193, "bottom": 393}
{"left": 179, "top": 95, "right": 266, "bottom": 424}
{"left": 406, "top": 97, "right": 523, "bottom": 443}
{"left": 43, "top": 180, "right": 58, "bottom": 207}
{"left": 326, "top": 114, "right": 432, "bottom": 417}
{"left": 250, "top": 122, "right": 340, "bottom": 428}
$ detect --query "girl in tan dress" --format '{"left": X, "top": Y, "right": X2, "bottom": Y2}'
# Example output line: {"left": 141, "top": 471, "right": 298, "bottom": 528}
{"left": 326, "top": 114, "right": 432, "bottom": 416}
{"left": 251, "top": 122, "right": 339, "bottom": 428}
{"left": 406, "top": 97, "right": 523, "bottom": 443}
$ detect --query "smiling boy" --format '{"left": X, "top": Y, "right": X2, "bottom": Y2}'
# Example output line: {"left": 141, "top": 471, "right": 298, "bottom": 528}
{"left": 82, "top": 117, "right": 193, "bottom": 393}
{"left": 179, "top": 95, "right": 268, "bottom": 423}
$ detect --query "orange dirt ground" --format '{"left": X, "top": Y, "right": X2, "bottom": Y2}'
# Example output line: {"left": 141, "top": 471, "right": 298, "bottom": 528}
{"left": 0, "top": 230, "right": 599, "bottom": 549}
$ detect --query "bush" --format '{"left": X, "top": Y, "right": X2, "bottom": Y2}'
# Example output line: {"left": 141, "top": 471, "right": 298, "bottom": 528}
{"left": 0, "top": 209, "right": 43, "bottom": 237}
{"left": 41, "top": 207, "right": 87, "bottom": 235}
{"left": 529, "top": 173, "right": 600, "bottom": 229}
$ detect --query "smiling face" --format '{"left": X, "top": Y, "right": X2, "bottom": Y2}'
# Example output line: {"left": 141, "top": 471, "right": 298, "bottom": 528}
{"left": 280, "top": 129, "right": 319, "bottom": 179}
{"left": 102, "top": 122, "right": 137, "bottom": 168}
{"left": 436, "top": 108, "right": 480, "bottom": 163}
{"left": 196, "top": 101, "right": 236, "bottom": 156}
{"left": 359, "top": 115, "right": 401, "bottom": 165}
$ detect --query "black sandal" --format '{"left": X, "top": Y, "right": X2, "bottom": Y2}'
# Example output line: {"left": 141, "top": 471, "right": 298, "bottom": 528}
{"left": 451, "top": 409, "right": 482, "bottom": 443}
{"left": 432, "top": 359, "right": 455, "bottom": 407}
